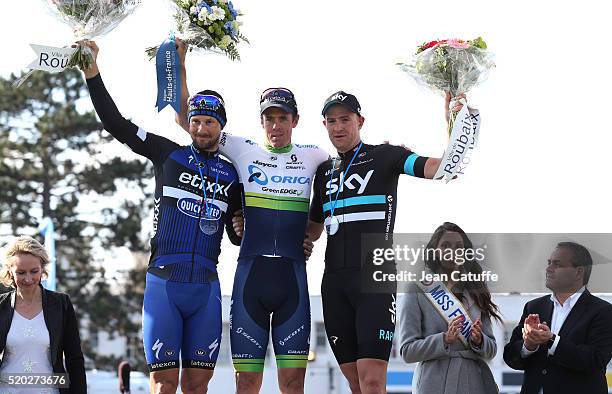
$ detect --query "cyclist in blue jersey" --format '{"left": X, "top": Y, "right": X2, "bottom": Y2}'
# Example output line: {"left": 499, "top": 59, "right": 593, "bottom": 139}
{"left": 307, "top": 91, "right": 465, "bottom": 394}
{"left": 175, "top": 39, "right": 329, "bottom": 394}
{"left": 79, "top": 41, "right": 242, "bottom": 394}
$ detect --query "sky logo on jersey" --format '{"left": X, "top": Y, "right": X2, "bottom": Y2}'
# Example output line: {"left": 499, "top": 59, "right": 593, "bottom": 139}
{"left": 177, "top": 198, "right": 221, "bottom": 219}
{"left": 325, "top": 169, "right": 374, "bottom": 195}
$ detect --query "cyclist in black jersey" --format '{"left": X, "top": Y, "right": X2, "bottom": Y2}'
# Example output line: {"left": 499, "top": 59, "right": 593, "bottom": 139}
{"left": 307, "top": 91, "right": 465, "bottom": 394}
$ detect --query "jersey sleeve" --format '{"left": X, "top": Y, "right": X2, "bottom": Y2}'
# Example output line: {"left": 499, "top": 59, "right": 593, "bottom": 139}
{"left": 86, "top": 74, "right": 177, "bottom": 165}
{"left": 224, "top": 180, "right": 244, "bottom": 247}
{"left": 217, "top": 131, "right": 255, "bottom": 163}
{"left": 314, "top": 147, "right": 331, "bottom": 166}
{"left": 309, "top": 166, "right": 325, "bottom": 224}
{"left": 386, "top": 145, "right": 428, "bottom": 178}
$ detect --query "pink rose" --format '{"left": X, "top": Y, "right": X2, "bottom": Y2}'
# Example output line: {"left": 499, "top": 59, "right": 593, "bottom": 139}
{"left": 446, "top": 39, "right": 469, "bottom": 49}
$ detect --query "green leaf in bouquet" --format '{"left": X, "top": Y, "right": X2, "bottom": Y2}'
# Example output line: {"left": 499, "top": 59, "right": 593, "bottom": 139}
{"left": 469, "top": 37, "right": 487, "bottom": 49}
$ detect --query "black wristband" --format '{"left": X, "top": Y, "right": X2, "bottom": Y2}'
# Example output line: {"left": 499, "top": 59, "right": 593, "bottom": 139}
{"left": 546, "top": 333, "right": 556, "bottom": 349}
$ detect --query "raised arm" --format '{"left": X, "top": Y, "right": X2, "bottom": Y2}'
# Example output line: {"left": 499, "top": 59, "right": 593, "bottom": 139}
{"left": 175, "top": 38, "right": 191, "bottom": 133}
{"left": 403, "top": 92, "right": 467, "bottom": 179}
{"left": 79, "top": 41, "right": 177, "bottom": 164}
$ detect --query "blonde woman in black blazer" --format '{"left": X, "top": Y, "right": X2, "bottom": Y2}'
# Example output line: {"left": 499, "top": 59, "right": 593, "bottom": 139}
{"left": 0, "top": 236, "right": 86, "bottom": 393}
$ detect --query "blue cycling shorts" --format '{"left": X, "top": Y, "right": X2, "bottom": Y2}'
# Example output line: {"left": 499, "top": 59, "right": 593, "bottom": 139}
{"left": 142, "top": 261, "right": 222, "bottom": 371}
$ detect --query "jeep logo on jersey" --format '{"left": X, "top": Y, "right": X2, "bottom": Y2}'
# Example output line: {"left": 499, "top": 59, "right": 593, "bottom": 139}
{"left": 177, "top": 198, "right": 221, "bottom": 219}
{"left": 248, "top": 165, "right": 310, "bottom": 186}
{"left": 325, "top": 169, "right": 374, "bottom": 195}
{"left": 248, "top": 165, "right": 268, "bottom": 185}
{"left": 178, "top": 172, "right": 231, "bottom": 196}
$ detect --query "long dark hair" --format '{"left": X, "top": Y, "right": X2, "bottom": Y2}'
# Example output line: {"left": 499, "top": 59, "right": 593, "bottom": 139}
{"left": 425, "top": 222, "right": 502, "bottom": 322}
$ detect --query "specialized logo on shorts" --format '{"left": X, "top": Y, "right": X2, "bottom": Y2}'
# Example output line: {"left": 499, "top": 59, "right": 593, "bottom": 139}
{"left": 378, "top": 329, "right": 394, "bottom": 342}
{"left": 177, "top": 198, "right": 222, "bottom": 219}
{"left": 208, "top": 338, "right": 220, "bottom": 357}
{"left": 152, "top": 339, "right": 163, "bottom": 360}
{"left": 329, "top": 336, "right": 339, "bottom": 346}
{"left": 325, "top": 169, "right": 374, "bottom": 195}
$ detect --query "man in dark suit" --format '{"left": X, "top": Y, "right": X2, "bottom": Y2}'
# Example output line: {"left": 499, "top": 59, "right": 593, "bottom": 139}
{"left": 503, "top": 241, "right": 612, "bottom": 394}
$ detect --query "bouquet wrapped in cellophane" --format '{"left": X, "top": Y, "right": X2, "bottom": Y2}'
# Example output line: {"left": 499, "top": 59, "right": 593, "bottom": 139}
{"left": 397, "top": 37, "right": 495, "bottom": 182}
{"left": 16, "top": 0, "right": 139, "bottom": 86}
{"left": 399, "top": 38, "right": 494, "bottom": 97}
{"left": 146, "top": 0, "right": 248, "bottom": 61}
{"left": 49, "top": 0, "right": 140, "bottom": 68}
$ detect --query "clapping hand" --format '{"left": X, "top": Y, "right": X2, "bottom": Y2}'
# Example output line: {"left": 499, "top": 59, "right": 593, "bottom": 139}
{"left": 470, "top": 318, "right": 483, "bottom": 347}
{"left": 443, "top": 315, "right": 465, "bottom": 345}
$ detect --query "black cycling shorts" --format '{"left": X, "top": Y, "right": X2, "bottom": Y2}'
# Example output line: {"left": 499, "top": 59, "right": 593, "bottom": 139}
{"left": 321, "top": 269, "right": 396, "bottom": 364}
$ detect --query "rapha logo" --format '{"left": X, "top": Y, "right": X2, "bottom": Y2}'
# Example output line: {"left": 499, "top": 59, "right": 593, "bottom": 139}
{"left": 325, "top": 169, "right": 374, "bottom": 195}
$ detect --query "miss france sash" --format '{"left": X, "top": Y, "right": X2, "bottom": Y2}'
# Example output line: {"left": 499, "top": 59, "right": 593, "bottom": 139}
{"left": 418, "top": 279, "right": 475, "bottom": 347}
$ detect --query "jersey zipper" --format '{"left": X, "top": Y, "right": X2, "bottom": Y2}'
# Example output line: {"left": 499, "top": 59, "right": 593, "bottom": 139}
{"left": 273, "top": 155, "right": 281, "bottom": 255}
{"left": 190, "top": 155, "right": 209, "bottom": 282}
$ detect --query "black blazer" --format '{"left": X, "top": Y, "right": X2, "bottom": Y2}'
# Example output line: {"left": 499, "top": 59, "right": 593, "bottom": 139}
{"left": 0, "top": 286, "right": 86, "bottom": 394}
{"left": 503, "top": 290, "right": 612, "bottom": 394}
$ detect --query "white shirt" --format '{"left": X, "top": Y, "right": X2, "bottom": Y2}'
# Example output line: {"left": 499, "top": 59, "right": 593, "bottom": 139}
{"left": 0, "top": 311, "right": 59, "bottom": 394}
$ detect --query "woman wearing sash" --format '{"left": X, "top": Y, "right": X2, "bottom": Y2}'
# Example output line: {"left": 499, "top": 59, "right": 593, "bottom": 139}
{"left": 398, "top": 222, "right": 501, "bottom": 394}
